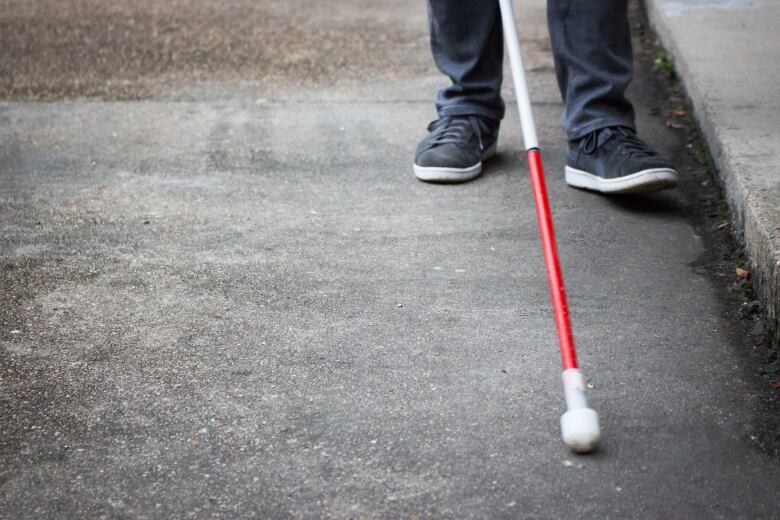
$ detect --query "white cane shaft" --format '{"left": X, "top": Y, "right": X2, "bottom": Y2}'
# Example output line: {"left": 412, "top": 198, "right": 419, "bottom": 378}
{"left": 497, "top": 0, "right": 539, "bottom": 151}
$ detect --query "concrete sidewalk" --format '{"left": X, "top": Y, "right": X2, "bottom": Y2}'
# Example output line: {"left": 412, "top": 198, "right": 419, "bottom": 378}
{"left": 1, "top": 0, "right": 779, "bottom": 517}
{"left": 644, "top": 0, "right": 780, "bottom": 347}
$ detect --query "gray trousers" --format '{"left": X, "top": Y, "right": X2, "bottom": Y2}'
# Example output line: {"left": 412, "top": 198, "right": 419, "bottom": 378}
{"left": 428, "top": 0, "right": 636, "bottom": 140}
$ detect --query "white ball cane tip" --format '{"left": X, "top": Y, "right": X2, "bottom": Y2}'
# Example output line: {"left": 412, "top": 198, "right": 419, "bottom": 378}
{"left": 560, "top": 408, "right": 601, "bottom": 453}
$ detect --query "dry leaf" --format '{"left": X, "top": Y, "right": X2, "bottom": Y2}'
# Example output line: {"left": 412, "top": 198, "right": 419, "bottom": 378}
{"left": 772, "top": 381, "right": 780, "bottom": 390}
{"left": 735, "top": 267, "right": 749, "bottom": 278}
{"left": 665, "top": 120, "right": 685, "bottom": 129}
{"left": 714, "top": 222, "right": 728, "bottom": 231}
{"left": 672, "top": 108, "right": 688, "bottom": 117}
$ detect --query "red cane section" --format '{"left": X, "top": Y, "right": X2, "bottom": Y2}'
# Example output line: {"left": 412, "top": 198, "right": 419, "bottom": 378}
{"left": 526, "top": 149, "right": 579, "bottom": 370}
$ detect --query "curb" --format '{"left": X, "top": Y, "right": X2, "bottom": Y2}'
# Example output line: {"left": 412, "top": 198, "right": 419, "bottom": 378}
{"left": 644, "top": 0, "right": 780, "bottom": 348}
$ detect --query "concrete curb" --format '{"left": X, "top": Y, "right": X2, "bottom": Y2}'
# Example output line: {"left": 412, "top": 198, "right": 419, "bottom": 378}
{"left": 644, "top": 0, "right": 780, "bottom": 347}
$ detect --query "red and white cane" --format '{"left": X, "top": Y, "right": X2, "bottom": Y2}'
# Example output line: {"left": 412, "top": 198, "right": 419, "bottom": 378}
{"left": 497, "top": 0, "right": 601, "bottom": 453}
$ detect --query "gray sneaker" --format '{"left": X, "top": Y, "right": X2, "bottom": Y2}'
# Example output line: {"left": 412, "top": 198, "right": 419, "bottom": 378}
{"left": 565, "top": 126, "right": 679, "bottom": 194}
{"left": 413, "top": 115, "right": 499, "bottom": 183}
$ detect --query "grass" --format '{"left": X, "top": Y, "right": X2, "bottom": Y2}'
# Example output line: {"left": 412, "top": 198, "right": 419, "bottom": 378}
{"left": 653, "top": 47, "right": 675, "bottom": 79}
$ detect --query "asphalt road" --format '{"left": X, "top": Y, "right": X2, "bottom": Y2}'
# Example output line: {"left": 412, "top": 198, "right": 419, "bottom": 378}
{"left": 1, "top": 0, "right": 778, "bottom": 518}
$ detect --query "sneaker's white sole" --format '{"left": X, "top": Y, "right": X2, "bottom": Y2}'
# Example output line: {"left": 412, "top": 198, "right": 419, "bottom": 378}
{"left": 413, "top": 144, "right": 497, "bottom": 183}
{"left": 565, "top": 165, "right": 679, "bottom": 194}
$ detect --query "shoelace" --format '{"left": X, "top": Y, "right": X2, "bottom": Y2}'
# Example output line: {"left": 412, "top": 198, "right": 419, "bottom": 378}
{"left": 424, "top": 115, "right": 491, "bottom": 152}
{"left": 580, "top": 127, "right": 655, "bottom": 158}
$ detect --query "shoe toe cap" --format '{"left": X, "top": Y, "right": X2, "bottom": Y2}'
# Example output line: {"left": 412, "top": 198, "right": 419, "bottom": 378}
{"left": 415, "top": 144, "right": 479, "bottom": 169}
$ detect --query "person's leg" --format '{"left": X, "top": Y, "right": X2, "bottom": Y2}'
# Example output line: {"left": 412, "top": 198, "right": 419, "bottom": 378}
{"left": 413, "top": 0, "right": 504, "bottom": 183}
{"left": 547, "top": 0, "right": 635, "bottom": 140}
{"left": 547, "top": 0, "right": 678, "bottom": 194}
{"left": 428, "top": 0, "right": 505, "bottom": 122}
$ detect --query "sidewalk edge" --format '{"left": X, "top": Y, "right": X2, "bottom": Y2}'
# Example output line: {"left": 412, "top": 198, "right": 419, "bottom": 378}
{"left": 643, "top": 0, "right": 780, "bottom": 348}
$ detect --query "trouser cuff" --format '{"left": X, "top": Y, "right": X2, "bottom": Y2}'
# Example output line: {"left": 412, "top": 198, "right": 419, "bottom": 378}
{"left": 438, "top": 104, "right": 504, "bottom": 123}
{"left": 567, "top": 118, "right": 636, "bottom": 141}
